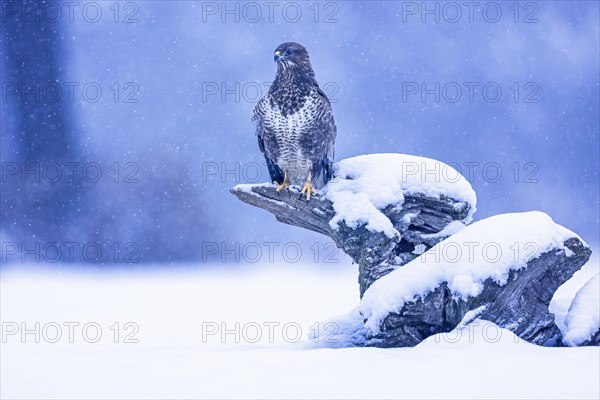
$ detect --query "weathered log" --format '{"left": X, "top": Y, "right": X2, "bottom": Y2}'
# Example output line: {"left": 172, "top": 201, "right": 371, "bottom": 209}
{"left": 230, "top": 183, "right": 471, "bottom": 296}
{"left": 370, "top": 237, "right": 591, "bottom": 347}
{"left": 231, "top": 183, "right": 592, "bottom": 348}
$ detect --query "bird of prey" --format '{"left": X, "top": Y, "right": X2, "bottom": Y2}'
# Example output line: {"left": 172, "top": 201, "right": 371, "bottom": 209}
{"left": 253, "top": 42, "right": 336, "bottom": 200}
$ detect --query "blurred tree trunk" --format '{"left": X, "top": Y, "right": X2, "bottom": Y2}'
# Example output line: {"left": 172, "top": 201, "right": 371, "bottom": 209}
{"left": 1, "top": 1, "right": 86, "bottom": 260}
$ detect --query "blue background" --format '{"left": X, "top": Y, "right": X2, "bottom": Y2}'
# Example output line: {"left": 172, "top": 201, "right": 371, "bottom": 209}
{"left": 1, "top": 1, "right": 598, "bottom": 264}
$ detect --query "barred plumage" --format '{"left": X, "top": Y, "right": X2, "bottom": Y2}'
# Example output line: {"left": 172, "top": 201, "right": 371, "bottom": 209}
{"left": 253, "top": 42, "right": 336, "bottom": 191}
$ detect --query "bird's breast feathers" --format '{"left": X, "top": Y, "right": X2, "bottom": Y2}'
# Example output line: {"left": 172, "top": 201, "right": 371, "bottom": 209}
{"left": 258, "top": 89, "right": 324, "bottom": 136}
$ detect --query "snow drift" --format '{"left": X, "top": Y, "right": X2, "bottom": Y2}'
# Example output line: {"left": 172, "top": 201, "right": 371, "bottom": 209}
{"left": 563, "top": 274, "right": 600, "bottom": 346}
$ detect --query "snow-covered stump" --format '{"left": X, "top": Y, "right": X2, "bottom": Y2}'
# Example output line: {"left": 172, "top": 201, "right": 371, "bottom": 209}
{"left": 231, "top": 154, "right": 476, "bottom": 296}
{"left": 231, "top": 154, "right": 593, "bottom": 347}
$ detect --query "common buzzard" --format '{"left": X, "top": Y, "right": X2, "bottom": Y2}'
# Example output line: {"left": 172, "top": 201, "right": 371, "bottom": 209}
{"left": 253, "top": 42, "right": 337, "bottom": 200}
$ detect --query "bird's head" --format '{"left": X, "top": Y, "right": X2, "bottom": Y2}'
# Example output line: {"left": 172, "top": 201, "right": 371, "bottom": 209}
{"left": 273, "top": 42, "right": 313, "bottom": 74}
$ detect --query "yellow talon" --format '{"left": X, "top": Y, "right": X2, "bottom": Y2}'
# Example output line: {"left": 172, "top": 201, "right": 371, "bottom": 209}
{"left": 300, "top": 172, "right": 317, "bottom": 201}
{"left": 274, "top": 171, "right": 290, "bottom": 192}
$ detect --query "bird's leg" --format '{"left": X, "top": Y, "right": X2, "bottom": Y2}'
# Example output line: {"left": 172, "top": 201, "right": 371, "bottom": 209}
{"left": 300, "top": 171, "right": 317, "bottom": 201}
{"left": 274, "top": 170, "right": 290, "bottom": 192}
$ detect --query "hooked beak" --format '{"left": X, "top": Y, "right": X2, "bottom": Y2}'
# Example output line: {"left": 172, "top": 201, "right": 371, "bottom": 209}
{"left": 274, "top": 50, "right": 281, "bottom": 62}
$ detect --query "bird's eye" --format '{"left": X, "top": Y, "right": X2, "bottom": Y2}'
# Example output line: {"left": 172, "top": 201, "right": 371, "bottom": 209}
{"left": 285, "top": 49, "right": 293, "bottom": 56}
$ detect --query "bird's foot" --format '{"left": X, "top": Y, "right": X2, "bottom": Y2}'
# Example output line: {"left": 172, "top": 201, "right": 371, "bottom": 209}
{"left": 274, "top": 172, "right": 290, "bottom": 192}
{"left": 300, "top": 173, "right": 317, "bottom": 201}
{"left": 274, "top": 180, "right": 290, "bottom": 192}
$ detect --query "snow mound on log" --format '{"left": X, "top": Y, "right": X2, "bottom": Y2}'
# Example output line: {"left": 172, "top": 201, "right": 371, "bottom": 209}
{"left": 324, "top": 153, "right": 476, "bottom": 238}
{"left": 359, "top": 211, "right": 582, "bottom": 333}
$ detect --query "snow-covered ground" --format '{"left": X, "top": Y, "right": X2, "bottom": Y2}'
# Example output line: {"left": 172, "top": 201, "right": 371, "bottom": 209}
{"left": 1, "top": 255, "right": 599, "bottom": 399}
